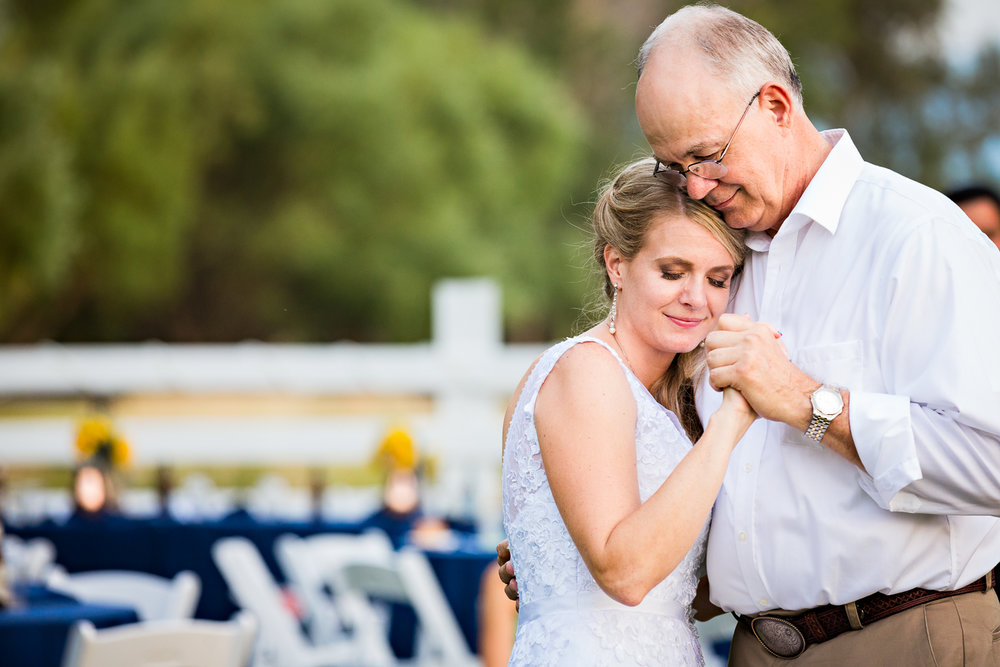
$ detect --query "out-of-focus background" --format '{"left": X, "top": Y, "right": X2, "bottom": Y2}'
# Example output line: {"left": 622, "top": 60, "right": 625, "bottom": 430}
{"left": 0, "top": 1, "right": 998, "bottom": 666}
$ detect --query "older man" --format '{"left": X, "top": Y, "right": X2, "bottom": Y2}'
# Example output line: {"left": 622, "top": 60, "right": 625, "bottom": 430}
{"left": 635, "top": 4, "right": 1000, "bottom": 664}
{"left": 499, "top": 3, "right": 1000, "bottom": 665}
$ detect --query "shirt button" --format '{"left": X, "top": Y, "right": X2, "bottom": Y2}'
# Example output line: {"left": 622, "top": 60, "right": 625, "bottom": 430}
{"left": 738, "top": 531, "right": 747, "bottom": 542}
{"left": 744, "top": 464, "right": 753, "bottom": 473}
{"left": 759, "top": 598, "right": 769, "bottom": 607}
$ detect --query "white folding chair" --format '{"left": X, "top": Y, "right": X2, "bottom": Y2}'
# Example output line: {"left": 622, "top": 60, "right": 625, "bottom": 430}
{"left": 275, "top": 533, "right": 347, "bottom": 645}
{"left": 3, "top": 534, "right": 57, "bottom": 583}
{"left": 286, "top": 532, "right": 396, "bottom": 628}
{"left": 60, "top": 611, "right": 257, "bottom": 667}
{"left": 341, "top": 547, "right": 480, "bottom": 667}
{"left": 276, "top": 531, "right": 398, "bottom": 663}
{"left": 46, "top": 569, "right": 201, "bottom": 622}
{"left": 212, "top": 536, "right": 378, "bottom": 667}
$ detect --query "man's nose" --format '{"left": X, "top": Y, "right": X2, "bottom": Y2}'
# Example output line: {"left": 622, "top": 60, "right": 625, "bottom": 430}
{"left": 684, "top": 173, "right": 719, "bottom": 200}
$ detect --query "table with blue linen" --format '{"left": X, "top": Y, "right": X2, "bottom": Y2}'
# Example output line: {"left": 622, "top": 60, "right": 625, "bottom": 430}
{"left": 0, "top": 584, "right": 139, "bottom": 667}
{"left": 7, "top": 514, "right": 497, "bottom": 657}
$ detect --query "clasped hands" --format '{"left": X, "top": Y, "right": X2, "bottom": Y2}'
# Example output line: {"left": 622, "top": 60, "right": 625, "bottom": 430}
{"left": 496, "top": 313, "right": 812, "bottom": 606}
{"left": 705, "top": 313, "right": 810, "bottom": 425}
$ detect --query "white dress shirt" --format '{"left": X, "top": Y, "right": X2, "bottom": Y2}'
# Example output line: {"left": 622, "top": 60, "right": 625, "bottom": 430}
{"left": 698, "top": 129, "right": 1000, "bottom": 615}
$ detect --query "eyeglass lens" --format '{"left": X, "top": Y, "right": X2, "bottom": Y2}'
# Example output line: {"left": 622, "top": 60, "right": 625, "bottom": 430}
{"left": 654, "top": 89, "right": 760, "bottom": 182}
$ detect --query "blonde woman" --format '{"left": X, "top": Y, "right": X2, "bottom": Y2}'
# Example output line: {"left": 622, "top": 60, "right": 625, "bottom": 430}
{"left": 501, "top": 158, "right": 753, "bottom": 665}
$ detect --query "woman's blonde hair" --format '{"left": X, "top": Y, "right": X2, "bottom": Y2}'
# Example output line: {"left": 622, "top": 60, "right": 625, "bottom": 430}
{"left": 591, "top": 156, "right": 746, "bottom": 440}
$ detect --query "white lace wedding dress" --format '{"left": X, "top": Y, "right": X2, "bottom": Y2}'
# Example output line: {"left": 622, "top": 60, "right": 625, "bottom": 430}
{"left": 502, "top": 336, "right": 708, "bottom": 666}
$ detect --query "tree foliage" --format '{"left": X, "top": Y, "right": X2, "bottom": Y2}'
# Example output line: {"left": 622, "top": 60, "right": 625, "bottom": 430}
{"left": 1, "top": 0, "right": 997, "bottom": 344}
{"left": 0, "top": 0, "right": 588, "bottom": 342}
{"left": 724, "top": 0, "right": 999, "bottom": 188}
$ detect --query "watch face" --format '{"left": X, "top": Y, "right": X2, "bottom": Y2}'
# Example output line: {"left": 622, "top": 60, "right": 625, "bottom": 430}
{"left": 813, "top": 387, "right": 843, "bottom": 417}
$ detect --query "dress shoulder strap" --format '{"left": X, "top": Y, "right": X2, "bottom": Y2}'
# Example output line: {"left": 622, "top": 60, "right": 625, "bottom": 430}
{"left": 517, "top": 335, "right": 634, "bottom": 415}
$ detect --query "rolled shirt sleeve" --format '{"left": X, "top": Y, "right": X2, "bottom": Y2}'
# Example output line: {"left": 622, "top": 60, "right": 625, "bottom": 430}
{"left": 851, "top": 217, "right": 1000, "bottom": 514}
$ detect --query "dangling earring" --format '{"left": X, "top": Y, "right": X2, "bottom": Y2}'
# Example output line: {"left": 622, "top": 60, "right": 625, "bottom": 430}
{"left": 608, "top": 284, "right": 619, "bottom": 334}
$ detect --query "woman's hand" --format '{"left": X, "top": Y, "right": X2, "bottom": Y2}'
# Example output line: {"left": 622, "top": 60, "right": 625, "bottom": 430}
{"left": 716, "top": 386, "right": 757, "bottom": 434}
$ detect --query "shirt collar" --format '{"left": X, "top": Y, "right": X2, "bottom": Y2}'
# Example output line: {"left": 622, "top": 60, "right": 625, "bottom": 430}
{"left": 786, "top": 128, "right": 864, "bottom": 235}
{"left": 742, "top": 129, "right": 864, "bottom": 254}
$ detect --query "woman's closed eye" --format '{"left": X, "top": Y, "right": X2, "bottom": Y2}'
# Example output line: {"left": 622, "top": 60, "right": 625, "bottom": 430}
{"left": 661, "top": 271, "right": 729, "bottom": 288}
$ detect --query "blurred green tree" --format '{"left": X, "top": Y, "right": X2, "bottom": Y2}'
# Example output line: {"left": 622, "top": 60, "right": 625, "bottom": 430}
{"left": 726, "top": 0, "right": 999, "bottom": 188}
{"left": 2, "top": 0, "right": 997, "bottom": 344}
{"left": 0, "top": 0, "right": 588, "bottom": 343}
{"left": 439, "top": 0, "right": 998, "bottom": 187}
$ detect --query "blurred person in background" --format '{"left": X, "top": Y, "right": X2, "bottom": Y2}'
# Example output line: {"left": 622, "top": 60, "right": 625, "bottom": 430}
{"left": 364, "top": 428, "right": 455, "bottom": 549}
{"left": 499, "top": 4, "right": 1000, "bottom": 664}
{"left": 947, "top": 184, "right": 1000, "bottom": 251}
{"left": 68, "top": 462, "right": 121, "bottom": 522}
{"left": 362, "top": 467, "right": 426, "bottom": 547}
{"left": 70, "top": 413, "right": 129, "bottom": 523}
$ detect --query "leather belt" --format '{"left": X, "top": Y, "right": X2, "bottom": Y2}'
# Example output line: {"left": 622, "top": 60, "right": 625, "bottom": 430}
{"left": 738, "top": 567, "right": 998, "bottom": 659}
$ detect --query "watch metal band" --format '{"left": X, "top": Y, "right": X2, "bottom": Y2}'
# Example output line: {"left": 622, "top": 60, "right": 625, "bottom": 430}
{"left": 805, "top": 415, "right": 832, "bottom": 442}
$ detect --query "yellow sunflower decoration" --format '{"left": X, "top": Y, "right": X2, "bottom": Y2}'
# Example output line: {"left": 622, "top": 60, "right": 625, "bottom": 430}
{"left": 373, "top": 426, "right": 418, "bottom": 472}
{"left": 75, "top": 415, "right": 131, "bottom": 468}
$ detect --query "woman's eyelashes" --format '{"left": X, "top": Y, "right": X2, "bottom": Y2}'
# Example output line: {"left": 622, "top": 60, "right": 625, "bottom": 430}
{"left": 660, "top": 270, "right": 731, "bottom": 289}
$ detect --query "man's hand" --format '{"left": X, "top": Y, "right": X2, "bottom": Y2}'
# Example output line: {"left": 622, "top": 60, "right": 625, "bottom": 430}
{"left": 496, "top": 539, "right": 519, "bottom": 610}
{"left": 692, "top": 576, "right": 724, "bottom": 622}
{"left": 705, "top": 314, "right": 812, "bottom": 427}
{"left": 707, "top": 314, "right": 863, "bottom": 468}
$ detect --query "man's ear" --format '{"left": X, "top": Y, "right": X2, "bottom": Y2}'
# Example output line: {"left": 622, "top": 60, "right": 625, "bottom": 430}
{"left": 759, "top": 81, "right": 794, "bottom": 129}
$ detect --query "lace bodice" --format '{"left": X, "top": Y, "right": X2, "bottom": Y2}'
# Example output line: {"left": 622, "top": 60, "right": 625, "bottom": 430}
{"left": 502, "top": 336, "right": 707, "bottom": 666}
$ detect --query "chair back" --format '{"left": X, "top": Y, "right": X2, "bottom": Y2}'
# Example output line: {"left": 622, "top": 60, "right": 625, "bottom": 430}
{"left": 275, "top": 533, "right": 345, "bottom": 645}
{"left": 341, "top": 547, "right": 479, "bottom": 666}
{"left": 275, "top": 532, "right": 397, "bottom": 666}
{"left": 212, "top": 537, "right": 307, "bottom": 657}
{"left": 3, "top": 535, "right": 57, "bottom": 582}
{"left": 300, "top": 531, "right": 395, "bottom": 595}
{"left": 46, "top": 569, "right": 201, "bottom": 621}
{"left": 212, "top": 536, "right": 369, "bottom": 667}
{"left": 60, "top": 612, "right": 257, "bottom": 667}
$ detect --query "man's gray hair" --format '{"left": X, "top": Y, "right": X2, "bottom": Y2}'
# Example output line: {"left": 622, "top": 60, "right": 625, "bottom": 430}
{"left": 637, "top": 4, "right": 803, "bottom": 108}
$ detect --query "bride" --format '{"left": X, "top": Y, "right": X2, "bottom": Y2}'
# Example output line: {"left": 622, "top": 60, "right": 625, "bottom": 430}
{"left": 501, "top": 157, "right": 755, "bottom": 665}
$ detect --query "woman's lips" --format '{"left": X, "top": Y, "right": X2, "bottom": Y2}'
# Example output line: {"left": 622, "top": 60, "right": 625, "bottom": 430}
{"left": 667, "top": 315, "right": 703, "bottom": 329}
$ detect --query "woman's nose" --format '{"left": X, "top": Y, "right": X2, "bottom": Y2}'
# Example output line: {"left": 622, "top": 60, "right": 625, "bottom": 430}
{"left": 680, "top": 281, "right": 707, "bottom": 308}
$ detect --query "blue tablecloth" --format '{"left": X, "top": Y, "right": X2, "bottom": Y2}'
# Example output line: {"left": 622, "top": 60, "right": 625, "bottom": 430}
{"left": 0, "top": 585, "right": 139, "bottom": 667}
{"left": 7, "top": 516, "right": 496, "bottom": 656}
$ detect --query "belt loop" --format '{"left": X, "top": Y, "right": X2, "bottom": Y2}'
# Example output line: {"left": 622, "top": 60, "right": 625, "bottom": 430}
{"left": 844, "top": 601, "right": 863, "bottom": 631}
{"left": 986, "top": 569, "right": 995, "bottom": 592}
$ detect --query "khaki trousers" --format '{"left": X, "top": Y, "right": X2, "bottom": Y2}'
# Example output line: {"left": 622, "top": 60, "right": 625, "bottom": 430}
{"left": 728, "top": 590, "right": 1000, "bottom": 666}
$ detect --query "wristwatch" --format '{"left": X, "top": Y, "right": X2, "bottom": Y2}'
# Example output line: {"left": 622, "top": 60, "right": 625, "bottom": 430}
{"left": 805, "top": 384, "right": 843, "bottom": 442}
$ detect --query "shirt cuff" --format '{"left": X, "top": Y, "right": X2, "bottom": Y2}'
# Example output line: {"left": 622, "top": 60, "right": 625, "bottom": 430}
{"left": 850, "top": 390, "right": 923, "bottom": 511}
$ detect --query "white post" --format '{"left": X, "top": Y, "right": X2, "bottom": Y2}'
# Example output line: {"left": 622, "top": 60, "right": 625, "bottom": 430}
{"left": 427, "top": 279, "right": 504, "bottom": 524}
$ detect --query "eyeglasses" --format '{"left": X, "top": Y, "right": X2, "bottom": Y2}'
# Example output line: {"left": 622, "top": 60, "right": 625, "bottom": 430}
{"left": 653, "top": 90, "right": 761, "bottom": 182}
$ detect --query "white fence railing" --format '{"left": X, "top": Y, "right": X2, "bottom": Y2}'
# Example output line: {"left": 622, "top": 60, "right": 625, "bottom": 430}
{"left": 0, "top": 279, "right": 552, "bottom": 522}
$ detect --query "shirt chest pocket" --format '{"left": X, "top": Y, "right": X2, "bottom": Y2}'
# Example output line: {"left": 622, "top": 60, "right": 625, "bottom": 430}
{"left": 781, "top": 340, "right": 864, "bottom": 450}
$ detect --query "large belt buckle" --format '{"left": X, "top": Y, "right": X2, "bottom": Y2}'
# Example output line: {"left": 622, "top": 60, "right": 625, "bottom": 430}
{"left": 749, "top": 615, "right": 806, "bottom": 659}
